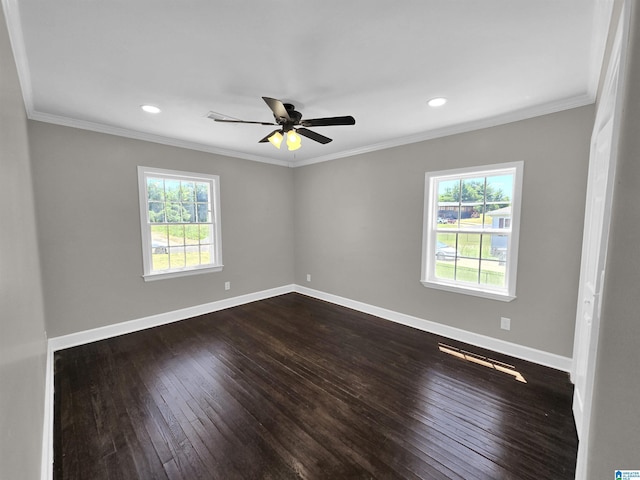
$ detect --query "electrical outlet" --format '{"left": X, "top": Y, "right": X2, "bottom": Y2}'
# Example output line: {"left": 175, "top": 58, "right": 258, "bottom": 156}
{"left": 306, "top": 274, "right": 311, "bottom": 282}
{"left": 500, "top": 317, "right": 511, "bottom": 331}
{"left": 224, "top": 281, "right": 231, "bottom": 291}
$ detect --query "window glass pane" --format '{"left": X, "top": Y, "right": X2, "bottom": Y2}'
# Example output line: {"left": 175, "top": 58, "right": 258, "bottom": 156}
{"left": 199, "top": 224, "right": 213, "bottom": 244}
{"left": 435, "top": 233, "right": 459, "bottom": 262}
{"left": 456, "top": 258, "right": 480, "bottom": 283}
{"left": 437, "top": 179, "right": 460, "bottom": 227}
{"left": 148, "top": 202, "right": 165, "bottom": 223}
{"left": 196, "top": 182, "right": 210, "bottom": 203}
{"left": 199, "top": 249, "right": 211, "bottom": 265}
{"left": 459, "top": 209, "right": 483, "bottom": 228}
{"left": 481, "top": 234, "right": 507, "bottom": 287}
{"left": 423, "top": 163, "right": 520, "bottom": 297}
{"left": 437, "top": 208, "right": 459, "bottom": 226}
{"left": 152, "top": 252, "right": 169, "bottom": 272}
{"left": 165, "top": 180, "right": 180, "bottom": 201}
{"left": 165, "top": 203, "right": 182, "bottom": 223}
{"left": 186, "top": 249, "right": 202, "bottom": 267}
{"left": 147, "top": 178, "right": 164, "bottom": 201}
{"left": 438, "top": 179, "right": 460, "bottom": 203}
{"left": 140, "top": 168, "right": 221, "bottom": 277}
{"left": 459, "top": 177, "right": 485, "bottom": 228}
{"left": 457, "top": 233, "right": 481, "bottom": 260}
{"left": 485, "top": 174, "right": 513, "bottom": 226}
{"left": 484, "top": 233, "right": 508, "bottom": 261}
{"left": 182, "top": 225, "right": 195, "bottom": 246}
{"left": 480, "top": 259, "right": 506, "bottom": 288}
{"left": 460, "top": 177, "right": 485, "bottom": 206}
{"left": 435, "top": 233, "right": 458, "bottom": 281}
{"left": 169, "top": 247, "right": 186, "bottom": 268}
{"left": 181, "top": 203, "right": 195, "bottom": 223}
{"left": 168, "top": 225, "right": 185, "bottom": 246}
{"left": 486, "top": 174, "right": 514, "bottom": 204}
{"left": 435, "top": 261, "right": 456, "bottom": 281}
{"left": 180, "top": 181, "right": 195, "bottom": 203}
{"left": 150, "top": 225, "right": 169, "bottom": 255}
{"left": 197, "top": 203, "right": 210, "bottom": 223}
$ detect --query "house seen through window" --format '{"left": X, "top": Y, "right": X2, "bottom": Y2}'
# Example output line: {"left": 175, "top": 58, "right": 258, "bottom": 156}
{"left": 421, "top": 161, "right": 523, "bottom": 301}
{"left": 138, "top": 166, "right": 223, "bottom": 280}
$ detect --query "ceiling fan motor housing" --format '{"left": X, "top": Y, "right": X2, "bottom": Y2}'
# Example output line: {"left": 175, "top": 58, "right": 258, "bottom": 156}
{"left": 279, "top": 103, "right": 302, "bottom": 126}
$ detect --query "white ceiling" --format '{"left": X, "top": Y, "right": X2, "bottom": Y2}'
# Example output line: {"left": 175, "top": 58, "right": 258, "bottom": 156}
{"left": 4, "top": 0, "right": 613, "bottom": 167}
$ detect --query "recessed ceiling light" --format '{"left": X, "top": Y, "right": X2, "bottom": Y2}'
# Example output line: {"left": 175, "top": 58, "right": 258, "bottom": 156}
{"left": 428, "top": 97, "right": 447, "bottom": 107}
{"left": 141, "top": 105, "right": 161, "bottom": 114}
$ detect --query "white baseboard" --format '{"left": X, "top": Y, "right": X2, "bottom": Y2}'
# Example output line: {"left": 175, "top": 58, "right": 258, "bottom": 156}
{"left": 294, "top": 285, "right": 573, "bottom": 372}
{"left": 42, "top": 282, "right": 572, "bottom": 480}
{"left": 48, "top": 284, "right": 295, "bottom": 352}
{"left": 42, "top": 284, "right": 296, "bottom": 480}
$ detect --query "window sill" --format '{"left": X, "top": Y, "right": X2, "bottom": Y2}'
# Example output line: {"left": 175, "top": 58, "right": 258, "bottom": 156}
{"left": 143, "top": 264, "right": 224, "bottom": 282}
{"left": 420, "top": 280, "right": 516, "bottom": 302}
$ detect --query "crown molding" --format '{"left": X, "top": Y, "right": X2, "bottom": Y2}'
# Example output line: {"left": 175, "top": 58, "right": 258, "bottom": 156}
{"left": 291, "top": 93, "right": 596, "bottom": 167}
{"left": 28, "top": 110, "right": 292, "bottom": 167}
{"left": 587, "top": 0, "right": 616, "bottom": 97}
{"left": 5, "top": 0, "right": 597, "bottom": 170}
{"left": 28, "top": 94, "right": 595, "bottom": 170}
{"left": 2, "top": 0, "right": 34, "bottom": 113}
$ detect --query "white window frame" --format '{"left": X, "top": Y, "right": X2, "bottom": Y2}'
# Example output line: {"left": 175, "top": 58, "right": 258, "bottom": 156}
{"left": 420, "top": 161, "right": 524, "bottom": 302}
{"left": 138, "top": 166, "right": 223, "bottom": 281}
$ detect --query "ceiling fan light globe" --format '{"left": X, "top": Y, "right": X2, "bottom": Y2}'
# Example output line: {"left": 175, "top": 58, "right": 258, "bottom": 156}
{"left": 286, "top": 130, "right": 302, "bottom": 150}
{"left": 268, "top": 131, "right": 283, "bottom": 149}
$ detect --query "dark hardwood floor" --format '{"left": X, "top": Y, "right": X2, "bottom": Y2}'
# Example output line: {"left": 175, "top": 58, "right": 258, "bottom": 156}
{"left": 54, "top": 293, "right": 578, "bottom": 479}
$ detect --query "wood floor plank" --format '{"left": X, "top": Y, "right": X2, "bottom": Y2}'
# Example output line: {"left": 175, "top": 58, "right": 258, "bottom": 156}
{"left": 54, "top": 293, "right": 578, "bottom": 479}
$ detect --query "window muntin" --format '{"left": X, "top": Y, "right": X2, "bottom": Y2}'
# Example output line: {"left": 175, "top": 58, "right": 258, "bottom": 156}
{"left": 138, "top": 167, "right": 222, "bottom": 280}
{"left": 422, "top": 162, "right": 523, "bottom": 301}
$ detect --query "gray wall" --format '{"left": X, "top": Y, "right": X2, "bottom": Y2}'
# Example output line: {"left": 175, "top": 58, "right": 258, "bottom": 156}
{"left": 588, "top": 2, "right": 640, "bottom": 477}
{"left": 294, "top": 106, "right": 594, "bottom": 358}
{"left": 0, "top": 6, "right": 48, "bottom": 480}
{"left": 28, "top": 122, "right": 295, "bottom": 337}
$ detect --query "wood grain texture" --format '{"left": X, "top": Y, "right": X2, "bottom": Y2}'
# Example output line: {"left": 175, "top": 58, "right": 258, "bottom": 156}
{"left": 54, "top": 293, "right": 578, "bottom": 479}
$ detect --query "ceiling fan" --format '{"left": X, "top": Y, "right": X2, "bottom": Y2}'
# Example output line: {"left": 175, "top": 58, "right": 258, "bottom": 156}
{"left": 212, "top": 97, "right": 356, "bottom": 151}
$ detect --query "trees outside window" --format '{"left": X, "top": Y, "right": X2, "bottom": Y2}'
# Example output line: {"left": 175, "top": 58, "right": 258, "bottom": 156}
{"left": 421, "top": 162, "right": 523, "bottom": 301}
{"left": 138, "top": 166, "right": 222, "bottom": 280}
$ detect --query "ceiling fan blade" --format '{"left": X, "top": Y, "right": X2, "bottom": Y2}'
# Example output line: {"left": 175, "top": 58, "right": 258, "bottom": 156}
{"left": 300, "top": 116, "right": 356, "bottom": 127}
{"left": 214, "top": 119, "right": 276, "bottom": 126}
{"left": 259, "top": 129, "right": 282, "bottom": 143}
{"left": 296, "top": 128, "right": 333, "bottom": 144}
{"left": 262, "top": 97, "right": 291, "bottom": 121}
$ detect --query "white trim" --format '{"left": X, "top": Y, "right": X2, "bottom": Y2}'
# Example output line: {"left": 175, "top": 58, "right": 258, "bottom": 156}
{"left": 294, "top": 285, "right": 572, "bottom": 372}
{"left": 23, "top": 98, "right": 594, "bottom": 172}
{"left": 1, "top": 0, "right": 34, "bottom": 113}
{"left": 46, "top": 282, "right": 571, "bottom": 370}
{"left": 572, "top": 3, "right": 631, "bottom": 479}
{"left": 420, "top": 161, "right": 524, "bottom": 301}
{"left": 137, "top": 166, "right": 223, "bottom": 279}
{"left": 41, "top": 342, "right": 54, "bottom": 480}
{"left": 42, "top": 282, "right": 573, "bottom": 479}
{"left": 292, "top": 95, "right": 595, "bottom": 167}
{"left": 27, "top": 97, "right": 595, "bottom": 170}
{"left": 587, "top": 0, "right": 616, "bottom": 96}
{"left": 28, "top": 110, "right": 293, "bottom": 167}
{"left": 1, "top": 0, "right": 600, "bottom": 170}
{"left": 420, "top": 280, "right": 516, "bottom": 302}
{"left": 143, "top": 264, "right": 224, "bottom": 281}
{"left": 48, "top": 284, "right": 295, "bottom": 352}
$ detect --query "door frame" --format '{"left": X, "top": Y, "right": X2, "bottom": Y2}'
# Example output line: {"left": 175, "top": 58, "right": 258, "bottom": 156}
{"left": 571, "top": 2, "right": 630, "bottom": 478}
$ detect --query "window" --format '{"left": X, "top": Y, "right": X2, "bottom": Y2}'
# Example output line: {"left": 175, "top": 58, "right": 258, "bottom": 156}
{"left": 138, "top": 166, "right": 222, "bottom": 280}
{"left": 421, "top": 161, "right": 523, "bottom": 301}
